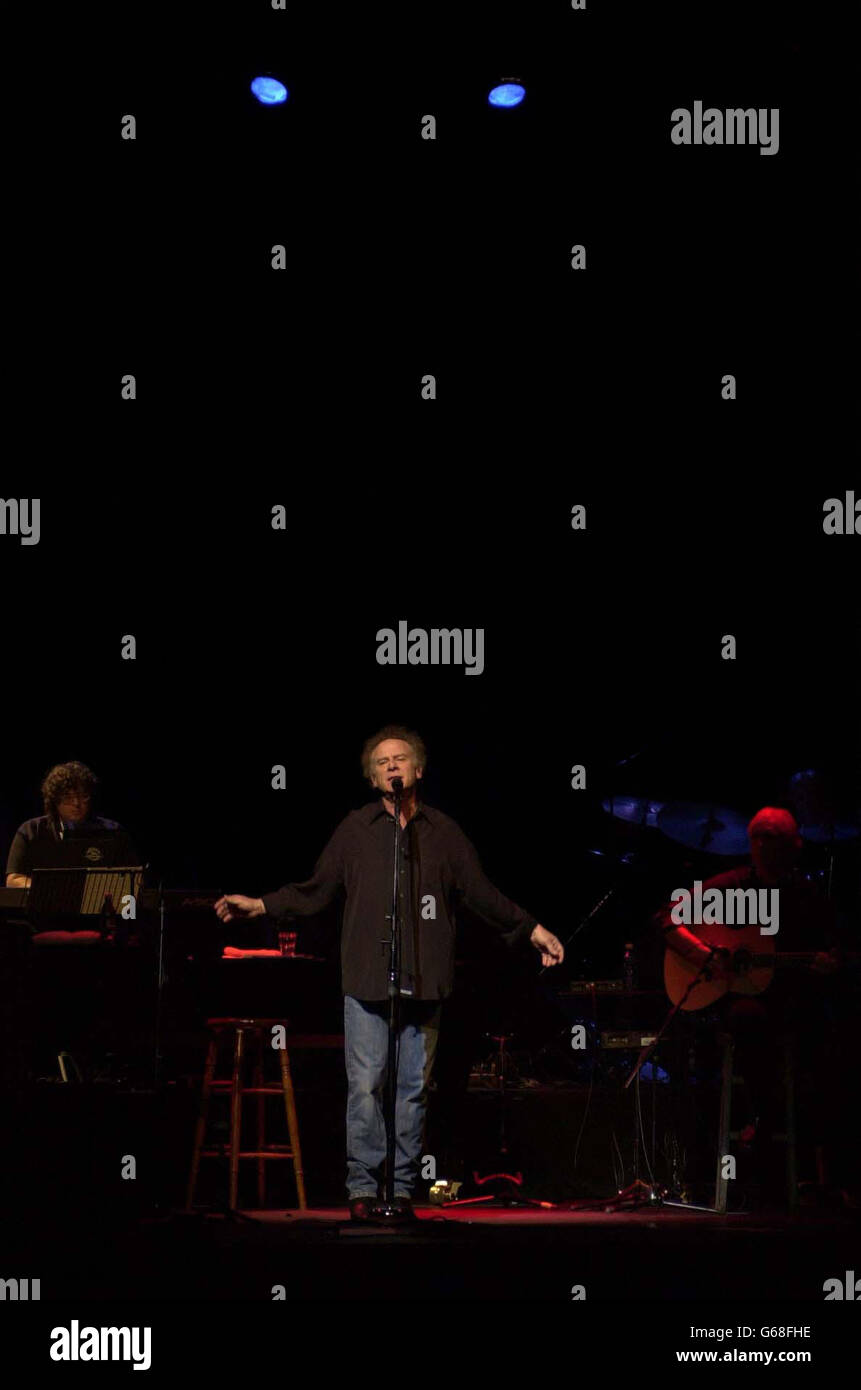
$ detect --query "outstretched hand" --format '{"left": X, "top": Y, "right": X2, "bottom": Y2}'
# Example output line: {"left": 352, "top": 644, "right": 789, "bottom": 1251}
{"left": 214, "top": 894, "right": 265, "bottom": 924}
{"left": 530, "top": 924, "right": 564, "bottom": 967}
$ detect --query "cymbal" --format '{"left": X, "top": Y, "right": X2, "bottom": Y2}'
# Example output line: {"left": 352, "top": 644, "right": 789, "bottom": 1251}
{"left": 799, "top": 822, "right": 859, "bottom": 844}
{"left": 585, "top": 847, "right": 647, "bottom": 870}
{"left": 788, "top": 768, "right": 834, "bottom": 826}
{"left": 789, "top": 769, "right": 859, "bottom": 843}
{"left": 656, "top": 801, "right": 749, "bottom": 856}
{"left": 601, "top": 795, "right": 664, "bottom": 828}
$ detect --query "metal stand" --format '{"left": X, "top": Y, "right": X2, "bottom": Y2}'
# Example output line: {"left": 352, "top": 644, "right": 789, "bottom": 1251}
{"left": 371, "top": 782, "right": 410, "bottom": 1224}
{"left": 621, "top": 947, "right": 731, "bottom": 1212}
{"left": 711, "top": 1033, "right": 734, "bottom": 1214}
{"left": 153, "top": 879, "right": 167, "bottom": 1089}
{"left": 783, "top": 1034, "right": 798, "bottom": 1212}
{"left": 600, "top": 1055, "right": 665, "bottom": 1211}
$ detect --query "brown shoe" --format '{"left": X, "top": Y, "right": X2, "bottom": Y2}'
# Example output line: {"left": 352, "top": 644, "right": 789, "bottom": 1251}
{"left": 349, "top": 1196, "right": 374, "bottom": 1222}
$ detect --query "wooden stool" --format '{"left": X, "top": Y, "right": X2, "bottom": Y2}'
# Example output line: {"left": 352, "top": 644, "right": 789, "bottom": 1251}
{"left": 185, "top": 1018, "right": 307, "bottom": 1211}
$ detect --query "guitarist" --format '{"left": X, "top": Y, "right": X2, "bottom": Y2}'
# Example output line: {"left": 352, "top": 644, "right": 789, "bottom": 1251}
{"left": 654, "top": 806, "right": 844, "bottom": 1205}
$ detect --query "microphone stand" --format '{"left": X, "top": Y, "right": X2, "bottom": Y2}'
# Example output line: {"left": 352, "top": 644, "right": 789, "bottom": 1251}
{"left": 609, "top": 946, "right": 724, "bottom": 1211}
{"left": 153, "top": 874, "right": 166, "bottom": 1090}
{"left": 373, "top": 780, "right": 409, "bottom": 1223}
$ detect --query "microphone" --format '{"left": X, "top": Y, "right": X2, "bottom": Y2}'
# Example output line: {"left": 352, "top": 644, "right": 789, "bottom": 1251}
{"left": 390, "top": 777, "right": 404, "bottom": 794}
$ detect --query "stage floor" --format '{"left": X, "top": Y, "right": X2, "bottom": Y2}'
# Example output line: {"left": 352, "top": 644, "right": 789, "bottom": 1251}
{"left": 8, "top": 1200, "right": 859, "bottom": 1301}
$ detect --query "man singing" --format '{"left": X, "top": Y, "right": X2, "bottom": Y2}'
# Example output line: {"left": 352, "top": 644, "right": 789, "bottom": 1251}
{"left": 214, "top": 724, "right": 564, "bottom": 1221}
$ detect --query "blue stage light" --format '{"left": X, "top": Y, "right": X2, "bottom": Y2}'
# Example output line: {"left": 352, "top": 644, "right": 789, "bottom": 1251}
{"left": 488, "top": 83, "right": 525, "bottom": 108}
{"left": 251, "top": 76, "right": 288, "bottom": 106}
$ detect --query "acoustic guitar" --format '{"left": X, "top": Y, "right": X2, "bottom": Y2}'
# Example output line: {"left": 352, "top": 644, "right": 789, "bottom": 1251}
{"left": 664, "top": 920, "right": 844, "bottom": 1011}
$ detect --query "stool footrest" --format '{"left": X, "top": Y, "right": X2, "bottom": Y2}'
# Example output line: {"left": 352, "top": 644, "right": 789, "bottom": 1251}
{"left": 200, "top": 1147, "right": 295, "bottom": 1159}
{"left": 208, "top": 1084, "right": 289, "bottom": 1094}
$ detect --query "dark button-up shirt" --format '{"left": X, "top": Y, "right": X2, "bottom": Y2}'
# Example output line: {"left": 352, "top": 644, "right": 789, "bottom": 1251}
{"left": 260, "top": 799, "right": 539, "bottom": 1000}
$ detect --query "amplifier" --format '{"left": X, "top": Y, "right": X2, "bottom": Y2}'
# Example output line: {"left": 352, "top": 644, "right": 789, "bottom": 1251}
{"left": 566, "top": 981, "right": 662, "bottom": 998}
{"left": 567, "top": 979, "right": 625, "bottom": 994}
{"left": 600, "top": 1030, "right": 657, "bottom": 1049}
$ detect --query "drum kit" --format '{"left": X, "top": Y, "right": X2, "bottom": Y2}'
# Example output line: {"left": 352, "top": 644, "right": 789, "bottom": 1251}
{"left": 512, "top": 765, "right": 859, "bottom": 1092}
{"left": 569, "top": 766, "right": 858, "bottom": 996}
{"left": 522, "top": 767, "right": 852, "bottom": 1076}
{"left": 601, "top": 790, "right": 858, "bottom": 860}
{"left": 524, "top": 767, "right": 858, "bottom": 1210}
{"left": 597, "top": 768, "right": 858, "bottom": 881}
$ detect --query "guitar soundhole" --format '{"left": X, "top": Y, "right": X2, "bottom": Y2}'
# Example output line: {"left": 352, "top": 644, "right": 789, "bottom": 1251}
{"left": 733, "top": 949, "right": 752, "bottom": 975}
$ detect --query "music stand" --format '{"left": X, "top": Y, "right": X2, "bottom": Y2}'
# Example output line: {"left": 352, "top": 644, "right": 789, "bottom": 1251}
{"left": 28, "top": 865, "right": 144, "bottom": 924}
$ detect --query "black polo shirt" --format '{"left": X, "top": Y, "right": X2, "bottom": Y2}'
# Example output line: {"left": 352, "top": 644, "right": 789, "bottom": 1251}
{"left": 5, "top": 814, "right": 122, "bottom": 878}
{"left": 260, "top": 799, "right": 539, "bottom": 1000}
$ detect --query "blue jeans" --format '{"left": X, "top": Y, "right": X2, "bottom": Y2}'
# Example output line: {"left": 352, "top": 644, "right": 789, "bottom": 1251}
{"left": 344, "top": 994, "right": 441, "bottom": 1198}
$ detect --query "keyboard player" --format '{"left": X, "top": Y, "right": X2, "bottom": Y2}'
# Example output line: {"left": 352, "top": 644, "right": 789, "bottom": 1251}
{"left": 6, "top": 760, "right": 125, "bottom": 888}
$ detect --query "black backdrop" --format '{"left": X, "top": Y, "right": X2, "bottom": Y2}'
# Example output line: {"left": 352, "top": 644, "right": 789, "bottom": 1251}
{"left": 2, "top": 0, "right": 858, "bottom": 1020}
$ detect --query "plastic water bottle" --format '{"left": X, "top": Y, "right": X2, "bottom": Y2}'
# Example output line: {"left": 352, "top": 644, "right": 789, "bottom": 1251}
{"left": 623, "top": 942, "right": 636, "bottom": 991}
